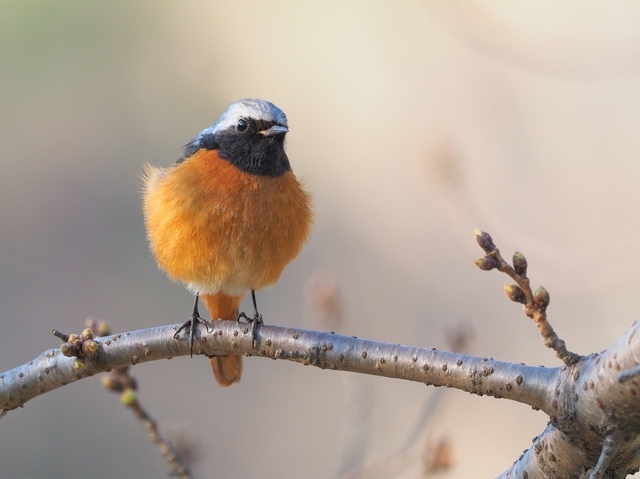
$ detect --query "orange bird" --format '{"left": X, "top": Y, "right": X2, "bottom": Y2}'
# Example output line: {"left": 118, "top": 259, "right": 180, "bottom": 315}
{"left": 142, "top": 99, "right": 313, "bottom": 386}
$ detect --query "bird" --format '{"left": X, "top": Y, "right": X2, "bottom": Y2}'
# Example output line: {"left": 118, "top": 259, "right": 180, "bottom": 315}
{"left": 142, "top": 98, "right": 313, "bottom": 387}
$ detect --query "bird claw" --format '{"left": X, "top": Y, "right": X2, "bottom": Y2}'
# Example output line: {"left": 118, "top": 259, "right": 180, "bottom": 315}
{"left": 237, "top": 312, "right": 263, "bottom": 349}
{"left": 174, "top": 314, "right": 211, "bottom": 357}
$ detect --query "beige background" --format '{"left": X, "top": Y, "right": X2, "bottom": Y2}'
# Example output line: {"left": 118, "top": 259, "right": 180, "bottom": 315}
{"left": 2, "top": 1, "right": 640, "bottom": 478}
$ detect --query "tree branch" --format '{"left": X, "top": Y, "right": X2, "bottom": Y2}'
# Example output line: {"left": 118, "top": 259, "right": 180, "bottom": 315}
{"left": 0, "top": 321, "right": 557, "bottom": 416}
{"left": 497, "top": 321, "right": 640, "bottom": 478}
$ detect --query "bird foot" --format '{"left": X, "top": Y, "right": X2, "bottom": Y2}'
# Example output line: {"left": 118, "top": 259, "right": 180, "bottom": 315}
{"left": 237, "top": 312, "right": 263, "bottom": 349}
{"left": 174, "top": 313, "right": 212, "bottom": 357}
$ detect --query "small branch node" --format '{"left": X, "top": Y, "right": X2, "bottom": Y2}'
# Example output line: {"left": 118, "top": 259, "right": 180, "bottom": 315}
{"left": 618, "top": 364, "right": 640, "bottom": 383}
{"left": 51, "top": 329, "right": 69, "bottom": 342}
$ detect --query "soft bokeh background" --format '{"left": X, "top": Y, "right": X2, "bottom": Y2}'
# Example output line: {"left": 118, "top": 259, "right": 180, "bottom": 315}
{"left": 2, "top": 1, "right": 640, "bottom": 478}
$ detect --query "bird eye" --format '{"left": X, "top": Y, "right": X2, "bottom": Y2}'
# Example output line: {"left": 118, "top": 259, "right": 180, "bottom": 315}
{"left": 236, "top": 118, "right": 248, "bottom": 133}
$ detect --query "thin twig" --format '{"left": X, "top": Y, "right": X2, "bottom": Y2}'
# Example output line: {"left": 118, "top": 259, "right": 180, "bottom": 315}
{"left": 127, "top": 396, "right": 193, "bottom": 479}
{"left": 89, "top": 318, "right": 194, "bottom": 478}
{"left": 589, "top": 431, "right": 624, "bottom": 479}
{"left": 475, "top": 229, "right": 580, "bottom": 366}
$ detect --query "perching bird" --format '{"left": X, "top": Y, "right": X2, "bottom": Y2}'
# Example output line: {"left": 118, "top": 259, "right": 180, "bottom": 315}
{"left": 142, "top": 99, "right": 313, "bottom": 386}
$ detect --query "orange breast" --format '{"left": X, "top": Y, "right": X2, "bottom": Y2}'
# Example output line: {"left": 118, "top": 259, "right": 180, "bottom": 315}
{"left": 142, "top": 149, "right": 313, "bottom": 296}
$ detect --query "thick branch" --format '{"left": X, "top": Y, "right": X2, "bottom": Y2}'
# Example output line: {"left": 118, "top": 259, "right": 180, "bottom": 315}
{"left": 499, "top": 322, "right": 640, "bottom": 478}
{"left": 0, "top": 322, "right": 557, "bottom": 414}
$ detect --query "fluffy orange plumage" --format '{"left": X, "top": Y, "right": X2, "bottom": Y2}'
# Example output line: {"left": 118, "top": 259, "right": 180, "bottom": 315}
{"left": 143, "top": 149, "right": 312, "bottom": 297}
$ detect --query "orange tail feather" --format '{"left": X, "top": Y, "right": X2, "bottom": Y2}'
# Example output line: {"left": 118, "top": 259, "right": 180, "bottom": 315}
{"left": 201, "top": 292, "right": 244, "bottom": 387}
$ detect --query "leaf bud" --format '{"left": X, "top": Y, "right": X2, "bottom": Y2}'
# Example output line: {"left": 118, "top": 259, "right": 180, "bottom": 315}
{"left": 60, "top": 343, "right": 75, "bottom": 357}
{"left": 80, "top": 328, "right": 94, "bottom": 341}
{"left": 534, "top": 286, "right": 550, "bottom": 309}
{"left": 504, "top": 284, "right": 526, "bottom": 304}
{"left": 96, "top": 321, "right": 112, "bottom": 337}
{"left": 475, "top": 256, "right": 500, "bottom": 271}
{"left": 120, "top": 388, "right": 138, "bottom": 406}
{"left": 512, "top": 252, "right": 528, "bottom": 277}
{"left": 101, "top": 375, "right": 123, "bottom": 393}
{"left": 474, "top": 229, "right": 495, "bottom": 254}
{"left": 73, "top": 358, "right": 87, "bottom": 371}
{"left": 83, "top": 340, "right": 98, "bottom": 355}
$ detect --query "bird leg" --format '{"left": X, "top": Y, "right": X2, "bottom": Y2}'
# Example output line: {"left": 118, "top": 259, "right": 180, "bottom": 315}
{"left": 237, "top": 289, "right": 263, "bottom": 349}
{"left": 174, "top": 294, "right": 211, "bottom": 357}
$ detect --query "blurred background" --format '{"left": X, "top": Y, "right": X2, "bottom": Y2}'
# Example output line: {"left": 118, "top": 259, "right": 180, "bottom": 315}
{"left": 2, "top": 1, "right": 640, "bottom": 478}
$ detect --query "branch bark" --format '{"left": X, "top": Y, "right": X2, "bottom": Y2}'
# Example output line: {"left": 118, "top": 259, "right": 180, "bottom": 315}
{"left": 2, "top": 290, "right": 640, "bottom": 477}
{"left": 0, "top": 321, "right": 556, "bottom": 414}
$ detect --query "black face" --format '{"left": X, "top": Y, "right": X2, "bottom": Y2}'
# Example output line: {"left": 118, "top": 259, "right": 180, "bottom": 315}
{"left": 178, "top": 118, "right": 291, "bottom": 177}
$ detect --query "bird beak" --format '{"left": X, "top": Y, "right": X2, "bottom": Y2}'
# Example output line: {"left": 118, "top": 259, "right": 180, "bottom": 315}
{"left": 258, "top": 125, "right": 289, "bottom": 137}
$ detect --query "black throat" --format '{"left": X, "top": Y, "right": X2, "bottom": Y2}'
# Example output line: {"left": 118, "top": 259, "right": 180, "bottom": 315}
{"left": 178, "top": 126, "right": 291, "bottom": 177}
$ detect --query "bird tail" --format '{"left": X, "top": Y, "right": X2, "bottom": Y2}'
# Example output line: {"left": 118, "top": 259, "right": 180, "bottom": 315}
{"left": 201, "top": 292, "right": 244, "bottom": 387}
